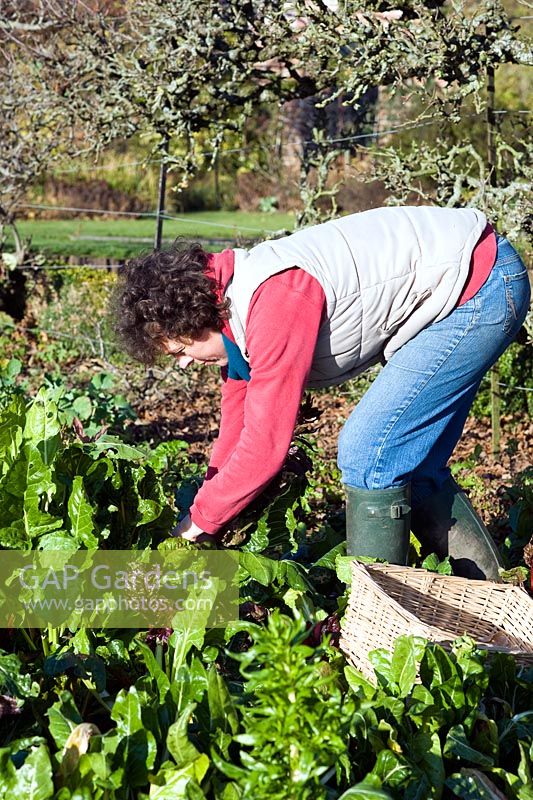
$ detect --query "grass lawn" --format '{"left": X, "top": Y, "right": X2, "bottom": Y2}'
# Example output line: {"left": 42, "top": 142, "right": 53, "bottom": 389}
{"left": 6, "top": 211, "right": 297, "bottom": 261}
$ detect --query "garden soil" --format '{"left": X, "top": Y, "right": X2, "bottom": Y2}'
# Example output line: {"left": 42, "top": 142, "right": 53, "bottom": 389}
{"left": 131, "top": 366, "right": 532, "bottom": 542}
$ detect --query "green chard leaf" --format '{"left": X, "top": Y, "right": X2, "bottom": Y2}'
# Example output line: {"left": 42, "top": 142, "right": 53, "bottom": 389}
{"left": 0, "top": 744, "right": 54, "bottom": 800}
{"left": 0, "top": 651, "right": 39, "bottom": 700}
{"left": 0, "top": 396, "right": 25, "bottom": 478}
{"left": 67, "top": 476, "right": 98, "bottom": 547}
{"left": 109, "top": 686, "right": 157, "bottom": 786}
{"left": 337, "top": 778, "right": 394, "bottom": 798}
{"left": 46, "top": 690, "right": 83, "bottom": 750}
{"left": 391, "top": 636, "right": 418, "bottom": 697}
{"left": 207, "top": 664, "right": 238, "bottom": 735}
{"left": 24, "top": 387, "right": 60, "bottom": 466}
{"left": 444, "top": 724, "right": 494, "bottom": 767}
{"left": 166, "top": 702, "right": 202, "bottom": 769}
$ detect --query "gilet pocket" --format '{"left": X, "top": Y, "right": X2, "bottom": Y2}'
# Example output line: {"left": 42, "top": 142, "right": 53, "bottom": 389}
{"left": 378, "top": 289, "right": 432, "bottom": 336}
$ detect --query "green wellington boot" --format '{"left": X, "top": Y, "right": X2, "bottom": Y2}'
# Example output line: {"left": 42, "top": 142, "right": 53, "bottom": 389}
{"left": 410, "top": 477, "right": 503, "bottom": 581}
{"left": 345, "top": 484, "right": 411, "bottom": 564}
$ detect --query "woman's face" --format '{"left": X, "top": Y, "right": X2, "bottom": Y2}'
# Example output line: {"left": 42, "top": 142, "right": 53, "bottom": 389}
{"left": 162, "top": 329, "right": 228, "bottom": 369}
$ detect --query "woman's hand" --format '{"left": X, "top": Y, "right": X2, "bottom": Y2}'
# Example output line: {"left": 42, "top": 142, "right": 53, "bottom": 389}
{"left": 172, "top": 514, "right": 211, "bottom": 543}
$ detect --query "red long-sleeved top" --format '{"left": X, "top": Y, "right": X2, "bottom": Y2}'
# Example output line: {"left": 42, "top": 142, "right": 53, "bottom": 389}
{"left": 189, "top": 226, "right": 496, "bottom": 534}
{"left": 190, "top": 256, "right": 326, "bottom": 533}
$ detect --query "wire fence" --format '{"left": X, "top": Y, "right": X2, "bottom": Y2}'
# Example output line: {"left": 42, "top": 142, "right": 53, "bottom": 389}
{"left": 17, "top": 263, "right": 120, "bottom": 271}
{"left": 14, "top": 203, "right": 282, "bottom": 233}
{"left": 12, "top": 326, "right": 532, "bottom": 394}
{"left": 25, "top": 325, "right": 115, "bottom": 351}
{"left": 8, "top": 107, "right": 530, "bottom": 232}
{"left": 35, "top": 108, "right": 533, "bottom": 177}
{"left": 5, "top": 105, "right": 532, "bottom": 316}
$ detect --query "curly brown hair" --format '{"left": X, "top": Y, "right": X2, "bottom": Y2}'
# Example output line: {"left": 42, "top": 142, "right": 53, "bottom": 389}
{"left": 111, "top": 242, "right": 230, "bottom": 364}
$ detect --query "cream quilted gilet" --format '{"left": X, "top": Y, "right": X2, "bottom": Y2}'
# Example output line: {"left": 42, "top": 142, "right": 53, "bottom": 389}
{"left": 226, "top": 206, "right": 487, "bottom": 388}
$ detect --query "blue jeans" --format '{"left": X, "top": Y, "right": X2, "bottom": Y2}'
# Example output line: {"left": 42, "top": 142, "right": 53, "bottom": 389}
{"left": 338, "top": 235, "right": 531, "bottom": 506}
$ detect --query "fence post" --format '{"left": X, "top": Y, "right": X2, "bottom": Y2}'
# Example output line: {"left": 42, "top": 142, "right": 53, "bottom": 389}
{"left": 486, "top": 64, "right": 501, "bottom": 458}
{"left": 154, "top": 134, "right": 169, "bottom": 250}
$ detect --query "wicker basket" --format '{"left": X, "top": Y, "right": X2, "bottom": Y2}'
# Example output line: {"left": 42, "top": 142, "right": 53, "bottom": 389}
{"left": 340, "top": 560, "right": 533, "bottom": 683}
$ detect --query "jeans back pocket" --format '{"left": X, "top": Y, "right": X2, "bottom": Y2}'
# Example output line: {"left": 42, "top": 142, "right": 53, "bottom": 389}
{"left": 503, "top": 270, "right": 530, "bottom": 337}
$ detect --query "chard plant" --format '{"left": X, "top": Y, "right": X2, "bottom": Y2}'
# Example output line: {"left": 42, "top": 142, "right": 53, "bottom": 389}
{"left": 0, "top": 380, "right": 532, "bottom": 799}
{"left": 0, "top": 386, "right": 179, "bottom": 551}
